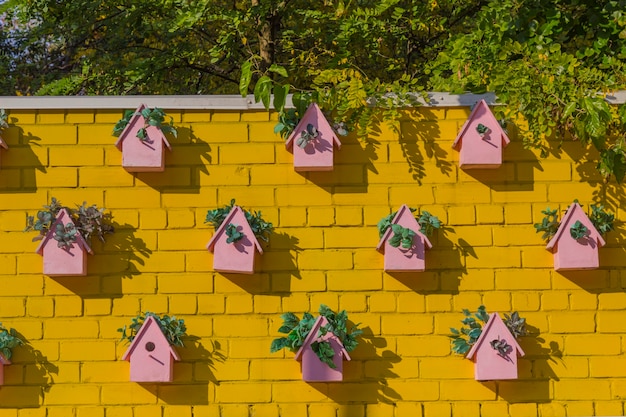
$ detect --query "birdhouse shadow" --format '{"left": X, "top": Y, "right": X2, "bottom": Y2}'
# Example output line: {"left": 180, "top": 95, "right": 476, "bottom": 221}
{"left": 307, "top": 326, "right": 403, "bottom": 404}
{"left": 304, "top": 130, "right": 378, "bottom": 192}
{"left": 398, "top": 109, "right": 453, "bottom": 185}
{"left": 554, "top": 268, "right": 618, "bottom": 294}
{"left": 135, "top": 127, "right": 211, "bottom": 193}
{"left": 137, "top": 338, "right": 224, "bottom": 405}
{"left": 388, "top": 228, "right": 468, "bottom": 294}
{"left": 0, "top": 333, "right": 58, "bottom": 407}
{"left": 221, "top": 231, "right": 301, "bottom": 294}
{"left": 490, "top": 324, "right": 560, "bottom": 403}
{"left": 50, "top": 222, "right": 151, "bottom": 297}
{"left": 0, "top": 122, "right": 46, "bottom": 193}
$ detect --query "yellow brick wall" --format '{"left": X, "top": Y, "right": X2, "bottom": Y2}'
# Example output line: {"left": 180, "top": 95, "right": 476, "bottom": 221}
{"left": 0, "top": 104, "right": 623, "bottom": 416}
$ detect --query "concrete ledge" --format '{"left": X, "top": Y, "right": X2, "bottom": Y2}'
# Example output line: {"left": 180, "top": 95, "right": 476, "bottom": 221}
{"left": 0, "top": 91, "right": 623, "bottom": 110}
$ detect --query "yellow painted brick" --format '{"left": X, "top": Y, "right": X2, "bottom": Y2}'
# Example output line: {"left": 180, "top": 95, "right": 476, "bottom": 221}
{"left": 117, "top": 274, "right": 157, "bottom": 294}
{"left": 100, "top": 384, "right": 157, "bottom": 405}
{"left": 369, "top": 293, "right": 396, "bottom": 313}
{"left": 596, "top": 310, "right": 626, "bottom": 333}
{"left": 215, "top": 187, "right": 276, "bottom": 208}
{"left": 180, "top": 111, "right": 210, "bottom": 123}
{"left": 481, "top": 292, "right": 511, "bottom": 312}
{"left": 0, "top": 296, "right": 24, "bottom": 317}
{"left": 594, "top": 401, "right": 624, "bottom": 416}
{"left": 278, "top": 206, "right": 306, "bottom": 227}
{"left": 480, "top": 402, "right": 509, "bottom": 417}
{"left": 140, "top": 294, "right": 169, "bottom": 312}
{"left": 334, "top": 206, "right": 363, "bottom": 226}
{"left": 45, "top": 319, "right": 98, "bottom": 339}
{"left": 83, "top": 298, "right": 111, "bottom": 316}
{"left": 34, "top": 167, "right": 78, "bottom": 187}
{"left": 249, "top": 358, "right": 298, "bottom": 381}
{"left": 338, "top": 293, "right": 366, "bottom": 312}
{"left": 493, "top": 225, "right": 544, "bottom": 246}
{"left": 53, "top": 296, "right": 83, "bottom": 316}
{"left": 309, "top": 293, "right": 339, "bottom": 312}
{"left": 248, "top": 121, "right": 277, "bottom": 142}
{"left": 589, "top": 357, "right": 626, "bottom": 377}
{"left": 133, "top": 167, "right": 193, "bottom": 188}
{"left": 220, "top": 143, "right": 274, "bottom": 164}
{"left": 81, "top": 361, "right": 128, "bottom": 383}
{"left": 140, "top": 252, "right": 186, "bottom": 273}
{"left": 51, "top": 147, "right": 103, "bottom": 167}
{"left": 396, "top": 402, "right": 423, "bottom": 417}
{"left": 214, "top": 316, "right": 266, "bottom": 337}
{"left": 494, "top": 268, "right": 550, "bottom": 289}
{"left": 156, "top": 229, "right": 206, "bottom": 251}
{"left": 327, "top": 270, "right": 382, "bottom": 291}
{"left": 396, "top": 335, "right": 449, "bottom": 357}
{"left": 422, "top": 402, "right": 451, "bottom": 417}
{"left": 26, "top": 297, "right": 54, "bottom": 317}
{"left": 565, "top": 334, "right": 620, "bottom": 355}
{"left": 105, "top": 188, "right": 160, "bottom": 209}
{"left": 6, "top": 110, "right": 36, "bottom": 124}
{"left": 76, "top": 408, "right": 105, "bottom": 417}
{"left": 299, "top": 250, "right": 353, "bottom": 270}
{"left": 104, "top": 407, "right": 133, "bottom": 417}
{"left": 452, "top": 403, "right": 480, "bottom": 416}
{"left": 389, "top": 186, "right": 436, "bottom": 207}
{"left": 541, "top": 292, "right": 569, "bottom": 310}
{"left": 64, "top": 110, "right": 94, "bottom": 124}
{"left": 225, "top": 294, "right": 253, "bottom": 314}
{"left": 0, "top": 386, "right": 41, "bottom": 408}
{"left": 324, "top": 226, "right": 376, "bottom": 249}
{"left": 381, "top": 314, "right": 432, "bottom": 335}
{"left": 215, "top": 382, "right": 271, "bottom": 403}
{"left": 211, "top": 111, "right": 241, "bottom": 122}
{"left": 598, "top": 292, "right": 626, "bottom": 310}
{"left": 552, "top": 269, "right": 609, "bottom": 291}
{"left": 554, "top": 380, "right": 611, "bottom": 400}
{"left": 158, "top": 273, "right": 213, "bottom": 294}
{"left": 253, "top": 295, "right": 281, "bottom": 314}
{"left": 2, "top": 147, "right": 48, "bottom": 169}
{"left": 539, "top": 403, "right": 566, "bottom": 417}
{"left": 249, "top": 165, "right": 306, "bottom": 186}
{"left": 511, "top": 291, "right": 540, "bottom": 311}
{"left": 509, "top": 403, "right": 539, "bottom": 417}
{"left": 276, "top": 186, "right": 332, "bottom": 207}
{"left": 20, "top": 124, "right": 77, "bottom": 145}
{"left": 37, "top": 110, "right": 65, "bottom": 124}
{"left": 333, "top": 187, "right": 390, "bottom": 207}
{"left": 307, "top": 164, "right": 366, "bottom": 186}
{"left": 308, "top": 206, "right": 335, "bottom": 226}
{"left": 77, "top": 167, "right": 134, "bottom": 187}
{"left": 271, "top": 227, "right": 322, "bottom": 249}
{"left": 140, "top": 209, "right": 168, "bottom": 229}
{"left": 547, "top": 182, "right": 596, "bottom": 203}
{"left": 44, "top": 384, "right": 100, "bottom": 405}
{"left": 446, "top": 205, "right": 475, "bottom": 225}
{"left": 167, "top": 294, "right": 197, "bottom": 315}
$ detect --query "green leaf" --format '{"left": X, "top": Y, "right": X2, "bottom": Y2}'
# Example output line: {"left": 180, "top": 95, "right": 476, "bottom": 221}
{"left": 254, "top": 76, "right": 272, "bottom": 110}
{"left": 239, "top": 61, "right": 253, "bottom": 97}
{"left": 268, "top": 64, "right": 288, "bottom": 78}
{"left": 273, "top": 84, "right": 289, "bottom": 114}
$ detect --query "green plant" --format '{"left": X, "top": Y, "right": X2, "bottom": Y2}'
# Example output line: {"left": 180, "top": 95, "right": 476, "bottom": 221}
{"left": 113, "top": 107, "right": 177, "bottom": 142}
{"left": 476, "top": 123, "right": 489, "bottom": 137}
{"left": 569, "top": 220, "right": 589, "bottom": 240}
{"left": 450, "top": 306, "right": 526, "bottom": 356}
{"left": 0, "top": 323, "right": 23, "bottom": 360}
{"left": 377, "top": 208, "right": 442, "bottom": 239}
{"left": 225, "top": 223, "right": 244, "bottom": 244}
{"left": 388, "top": 224, "right": 416, "bottom": 249}
{"left": 0, "top": 109, "right": 8, "bottom": 133}
{"left": 118, "top": 312, "right": 187, "bottom": 347}
{"left": 270, "top": 305, "right": 362, "bottom": 369}
{"left": 25, "top": 197, "right": 114, "bottom": 247}
{"left": 296, "top": 123, "right": 319, "bottom": 149}
{"left": 534, "top": 207, "right": 560, "bottom": 242}
{"left": 535, "top": 202, "right": 615, "bottom": 242}
{"left": 205, "top": 199, "right": 274, "bottom": 243}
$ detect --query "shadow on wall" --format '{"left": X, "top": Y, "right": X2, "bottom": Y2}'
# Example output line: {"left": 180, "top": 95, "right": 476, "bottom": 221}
{"left": 218, "top": 232, "right": 301, "bottom": 294}
{"left": 135, "top": 127, "right": 211, "bottom": 192}
{"left": 388, "top": 228, "right": 475, "bottom": 295}
{"left": 305, "top": 129, "right": 379, "bottom": 192}
{"left": 484, "top": 324, "right": 561, "bottom": 403}
{"left": 0, "top": 334, "right": 58, "bottom": 408}
{"left": 138, "top": 338, "right": 224, "bottom": 405}
{"left": 399, "top": 108, "right": 453, "bottom": 185}
{"left": 308, "top": 326, "right": 403, "bottom": 405}
{"left": 49, "top": 222, "right": 152, "bottom": 297}
{"left": 0, "top": 122, "right": 46, "bottom": 192}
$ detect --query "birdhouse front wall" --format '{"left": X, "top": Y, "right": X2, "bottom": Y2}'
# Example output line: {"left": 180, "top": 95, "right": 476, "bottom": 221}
{"left": 456, "top": 103, "right": 506, "bottom": 169}
{"left": 120, "top": 125, "right": 166, "bottom": 172}
{"left": 292, "top": 133, "right": 335, "bottom": 171}
{"left": 381, "top": 206, "right": 428, "bottom": 272}
{"left": 41, "top": 240, "right": 88, "bottom": 276}
{"left": 551, "top": 237, "right": 600, "bottom": 270}
{"left": 128, "top": 340, "right": 175, "bottom": 382}
{"left": 471, "top": 316, "right": 521, "bottom": 381}
{"left": 300, "top": 337, "right": 346, "bottom": 382}
{"left": 209, "top": 208, "right": 260, "bottom": 274}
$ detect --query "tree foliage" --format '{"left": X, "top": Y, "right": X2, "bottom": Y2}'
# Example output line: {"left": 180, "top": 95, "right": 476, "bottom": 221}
{"left": 2, "top": 0, "right": 626, "bottom": 179}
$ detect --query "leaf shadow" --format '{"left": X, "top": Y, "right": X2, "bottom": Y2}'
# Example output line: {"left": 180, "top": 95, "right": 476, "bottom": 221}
{"left": 0, "top": 122, "right": 46, "bottom": 192}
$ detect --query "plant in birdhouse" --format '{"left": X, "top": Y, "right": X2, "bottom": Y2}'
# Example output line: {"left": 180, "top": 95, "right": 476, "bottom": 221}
{"left": 205, "top": 199, "right": 273, "bottom": 244}
{"left": 0, "top": 109, "right": 8, "bottom": 133}
{"left": 296, "top": 123, "right": 319, "bottom": 149}
{"left": 388, "top": 224, "right": 416, "bottom": 249}
{"left": 25, "top": 197, "right": 114, "bottom": 276}
{"left": 476, "top": 123, "right": 489, "bottom": 137}
{"left": 271, "top": 305, "right": 361, "bottom": 381}
{"left": 377, "top": 207, "right": 441, "bottom": 239}
{"left": 118, "top": 312, "right": 187, "bottom": 347}
{"left": 113, "top": 107, "right": 177, "bottom": 143}
{"left": 535, "top": 201, "right": 614, "bottom": 270}
{"left": 225, "top": 223, "right": 244, "bottom": 244}
{"left": 0, "top": 323, "right": 23, "bottom": 360}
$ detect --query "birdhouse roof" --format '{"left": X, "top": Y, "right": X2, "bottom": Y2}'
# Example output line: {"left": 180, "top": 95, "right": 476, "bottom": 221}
{"left": 206, "top": 205, "right": 263, "bottom": 254}
{"left": 285, "top": 103, "right": 342, "bottom": 151}
{"left": 466, "top": 312, "right": 525, "bottom": 359}
{"left": 114, "top": 104, "right": 172, "bottom": 150}
{"left": 0, "top": 352, "right": 10, "bottom": 365}
{"left": 294, "top": 315, "right": 350, "bottom": 361}
{"left": 376, "top": 204, "right": 432, "bottom": 252}
{"left": 452, "top": 99, "right": 510, "bottom": 149}
{"left": 35, "top": 208, "right": 93, "bottom": 255}
{"left": 546, "top": 202, "right": 605, "bottom": 251}
{"left": 121, "top": 315, "right": 180, "bottom": 362}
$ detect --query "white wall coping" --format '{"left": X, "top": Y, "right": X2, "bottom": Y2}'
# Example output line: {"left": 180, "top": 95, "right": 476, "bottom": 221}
{"left": 0, "top": 91, "right": 624, "bottom": 110}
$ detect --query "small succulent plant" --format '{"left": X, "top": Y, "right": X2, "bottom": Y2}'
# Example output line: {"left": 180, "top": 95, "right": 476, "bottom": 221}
{"left": 113, "top": 107, "right": 177, "bottom": 143}
{"left": 450, "top": 306, "right": 526, "bottom": 356}
{"left": 377, "top": 208, "right": 442, "bottom": 239}
{"left": 534, "top": 207, "right": 559, "bottom": 242}
{"left": 0, "top": 323, "right": 23, "bottom": 360}
{"left": 296, "top": 123, "right": 319, "bottom": 149}
{"left": 118, "top": 312, "right": 187, "bottom": 347}
{"left": 388, "top": 224, "right": 416, "bottom": 249}
{"left": 25, "top": 197, "right": 114, "bottom": 247}
{"left": 205, "top": 199, "right": 273, "bottom": 243}
{"left": 270, "top": 305, "right": 362, "bottom": 369}
{"left": 476, "top": 123, "right": 490, "bottom": 136}
{"left": 225, "top": 223, "right": 244, "bottom": 244}
{"left": 535, "top": 201, "right": 615, "bottom": 242}
{"left": 569, "top": 220, "right": 589, "bottom": 240}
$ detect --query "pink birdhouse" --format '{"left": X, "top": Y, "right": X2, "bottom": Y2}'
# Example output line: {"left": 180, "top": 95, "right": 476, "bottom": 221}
{"left": 285, "top": 103, "right": 342, "bottom": 171}
{"left": 376, "top": 205, "right": 432, "bottom": 272}
{"left": 206, "top": 205, "right": 263, "bottom": 274}
{"left": 466, "top": 313, "right": 525, "bottom": 381}
{"left": 452, "top": 99, "right": 510, "bottom": 169}
{"left": 115, "top": 104, "right": 172, "bottom": 172}
{"left": 35, "top": 208, "right": 93, "bottom": 276}
{"left": 0, "top": 353, "right": 9, "bottom": 385}
{"left": 122, "top": 315, "right": 180, "bottom": 383}
{"left": 295, "top": 316, "right": 351, "bottom": 382}
{"left": 546, "top": 202, "right": 605, "bottom": 271}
